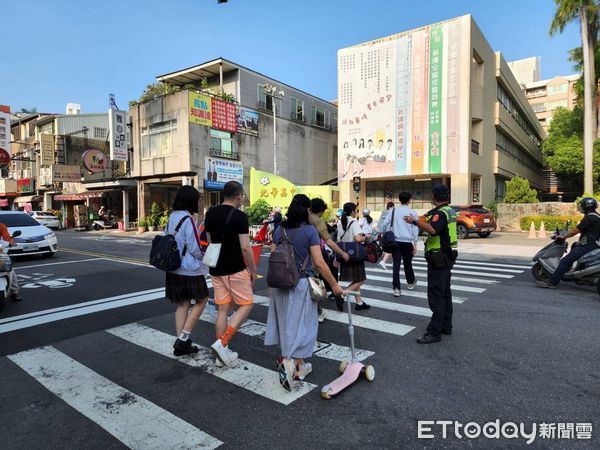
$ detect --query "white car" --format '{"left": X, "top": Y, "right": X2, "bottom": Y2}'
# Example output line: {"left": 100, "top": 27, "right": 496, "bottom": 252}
{"left": 0, "top": 211, "right": 58, "bottom": 257}
{"left": 27, "top": 211, "right": 61, "bottom": 229}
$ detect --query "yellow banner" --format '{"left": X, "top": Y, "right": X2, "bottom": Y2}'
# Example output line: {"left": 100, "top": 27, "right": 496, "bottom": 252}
{"left": 189, "top": 92, "right": 212, "bottom": 126}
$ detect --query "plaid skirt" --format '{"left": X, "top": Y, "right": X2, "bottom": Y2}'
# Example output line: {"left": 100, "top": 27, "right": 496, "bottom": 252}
{"left": 165, "top": 272, "right": 209, "bottom": 304}
{"left": 339, "top": 260, "right": 366, "bottom": 282}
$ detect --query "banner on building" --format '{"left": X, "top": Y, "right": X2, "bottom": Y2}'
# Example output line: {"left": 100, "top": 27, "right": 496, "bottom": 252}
{"left": 109, "top": 108, "right": 128, "bottom": 161}
{"left": 17, "top": 178, "right": 34, "bottom": 193}
{"left": 211, "top": 98, "right": 237, "bottom": 133}
{"left": 189, "top": 92, "right": 213, "bottom": 127}
{"left": 51, "top": 164, "right": 82, "bottom": 182}
{"left": 204, "top": 157, "right": 243, "bottom": 190}
{"left": 236, "top": 107, "right": 259, "bottom": 137}
{"left": 0, "top": 105, "right": 11, "bottom": 156}
{"left": 40, "top": 133, "right": 55, "bottom": 166}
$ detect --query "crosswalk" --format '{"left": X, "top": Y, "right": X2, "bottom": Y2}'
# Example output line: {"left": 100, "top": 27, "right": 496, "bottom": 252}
{"left": 5, "top": 255, "right": 529, "bottom": 447}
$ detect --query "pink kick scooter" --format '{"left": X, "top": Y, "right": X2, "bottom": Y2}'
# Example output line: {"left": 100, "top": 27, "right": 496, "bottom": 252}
{"left": 321, "top": 291, "right": 375, "bottom": 399}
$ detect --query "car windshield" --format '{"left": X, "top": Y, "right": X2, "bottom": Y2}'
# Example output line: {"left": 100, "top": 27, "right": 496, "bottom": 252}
{"left": 468, "top": 207, "right": 489, "bottom": 214}
{"left": 0, "top": 213, "right": 43, "bottom": 227}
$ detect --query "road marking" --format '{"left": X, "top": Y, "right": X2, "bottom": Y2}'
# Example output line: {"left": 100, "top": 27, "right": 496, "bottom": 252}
{"left": 365, "top": 274, "right": 486, "bottom": 293}
{"left": 359, "top": 284, "right": 466, "bottom": 304}
{"left": 8, "top": 346, "right": 222, "bottom": 449}
{"left": 413, "top": 256, "right": 531, "bottom": 269}
{"left": 60, "top": 248, "right": 150, "bottom": 267}
{"left": 108, "top": 323, "right": 316, "bottom": 405}
{"left": 355, "top": 296, "right": 431, "bottom": 316}
{"left": 253, "top": 295, "right": 414, "bottom": 336}
{"left": 366, "top": 267, "right": 498, "bottom": 285}
{"left": 16, "top": 258, "right": 104, "bottom": 270}
{"left": 200, "top": 314, "right": 374, "bottom": 362}
{"left": 410, "top": 260, "right": 523, "bottom": 274}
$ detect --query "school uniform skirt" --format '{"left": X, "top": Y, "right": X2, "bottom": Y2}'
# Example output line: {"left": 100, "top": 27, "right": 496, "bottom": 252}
{"left": 339, "top": 260, "right": 367, "bottom": 283}
{"left": 165, "top": 272, "right": 209, "bottom": 304}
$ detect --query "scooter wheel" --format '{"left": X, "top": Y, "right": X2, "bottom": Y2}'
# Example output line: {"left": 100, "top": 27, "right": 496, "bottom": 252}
{"left": 531, "top": 263, "right": 547, "bottom": 281}
{"left": 321, "top": 390, "right": 332, "bottom": 400}
{"left": 364, "top": 365, "right": 375, "bottom": 382}
{"left": 339, "top": 360, "right": 348, "bottom": 374}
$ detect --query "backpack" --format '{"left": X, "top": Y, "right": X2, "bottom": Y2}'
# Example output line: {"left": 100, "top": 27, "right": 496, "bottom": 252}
{"left": 266, "top": 227, "right": 308, "bottom": 289}
{"left": 149, "top": 215, "right": 190, "bottom": 271}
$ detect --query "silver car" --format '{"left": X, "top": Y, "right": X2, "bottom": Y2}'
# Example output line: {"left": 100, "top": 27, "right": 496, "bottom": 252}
{"left": 27, "top": 211, "right": 61, "bottom": 229}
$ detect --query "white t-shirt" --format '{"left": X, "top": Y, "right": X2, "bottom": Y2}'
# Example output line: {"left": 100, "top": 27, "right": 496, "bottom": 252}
{"left": 337, "top": 218, "right": 363, "bottom": 243}
{"left": 358, "top": 218, "right": 374, "bottom": 235}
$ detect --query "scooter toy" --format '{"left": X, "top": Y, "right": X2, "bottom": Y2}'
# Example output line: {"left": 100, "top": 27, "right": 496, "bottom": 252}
{"left": 321, "top": 291, "right": 375, "bottom": 399}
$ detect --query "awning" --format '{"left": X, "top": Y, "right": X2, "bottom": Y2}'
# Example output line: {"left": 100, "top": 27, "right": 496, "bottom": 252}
{"left": 14, "top": 195, "right": 43, "bottom": 204}
{"left": 54, "top": 190, "right": 109, "bottom": 201}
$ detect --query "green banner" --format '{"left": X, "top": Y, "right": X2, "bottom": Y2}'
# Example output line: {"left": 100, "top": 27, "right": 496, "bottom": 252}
{"left": 428, "top": 25, "right": 443, "bottom": 174}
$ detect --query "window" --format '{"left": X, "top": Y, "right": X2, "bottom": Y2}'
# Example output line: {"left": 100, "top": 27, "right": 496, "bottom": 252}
{"left": 472, "top": 177, "right": 481, "bottom": 203}
{"left": 547, "top": 83, "right": 568, "bottom": 96}
{"left": 94, "top": 127, "right": 107, "bottom": 139}
{"left": 313, "top": 106, "right": 330, "bottom": 128}
{"left": 531, "top": 103, "right": 546, "bottom": 113}
{"left": 209, "top": 129, "right": 237, "bottom": 159}
{"left": 545, "top": 99, "right": 568, "bottom": 111}
{"left": 291, "top": 97, "right": 304, "bottom": 121}
{"left": 496, "top": 128, "right": 542, "bottom": 173}
{"left": 497, "top": 83, "right": 542, "bottom": 148}
{"left": 257, "top": 84, "right": 273, "bottom": 111}
{"left": 141, "top": 120, "right": 177, "bottom": 159}
{"left": 12, "top": 126, "right": 21, "bottom": 142}
{"left": 471, "top": 139, "right": 480, "bottom": 155}
{"left": 366, "top": 179, "right": 444, "bottom": 211}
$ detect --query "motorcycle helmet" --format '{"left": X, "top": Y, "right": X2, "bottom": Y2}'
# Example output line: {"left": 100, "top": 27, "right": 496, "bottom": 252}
{"left": 579, "top": 197, "right": 598, "bottom": 213}
{"left": 362, "top": 208, "right": 371, "bottom": 216}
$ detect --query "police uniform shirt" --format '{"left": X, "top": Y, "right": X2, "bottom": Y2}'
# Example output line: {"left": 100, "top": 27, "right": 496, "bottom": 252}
{"left": 427, "top": 204, "right": 452, "bottom": 252}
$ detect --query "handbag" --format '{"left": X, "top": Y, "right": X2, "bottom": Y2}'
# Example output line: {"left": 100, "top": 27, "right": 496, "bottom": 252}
{"left": 336, "top": 219, "right": 367, "bottom": 262}
{"left": 365, "top": 239, "right": 381, "bottom": 264}
{"left": 307, "top": 276, "right": 328, "bottom": 302}
{"left": 204, "top": 208, "right": 235, "bottom": 268}
{"left": 381, "top": 209, "right": 399, "bottom": 253}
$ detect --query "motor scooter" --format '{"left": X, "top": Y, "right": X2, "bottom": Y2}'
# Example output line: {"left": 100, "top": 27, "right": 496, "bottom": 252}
{"left": 0, "top": 230, "right": 21, "bottom": 311}
{"left": 532, "top": 229, "right": 600, "bottom": 295}
{"left": 92, "top": 212, "right": 117, "bottom": 231}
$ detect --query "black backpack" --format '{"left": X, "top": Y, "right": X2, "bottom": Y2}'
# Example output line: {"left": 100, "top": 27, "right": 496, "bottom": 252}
{"left": 149, "top": 215, "right": 190, "bottom": 271}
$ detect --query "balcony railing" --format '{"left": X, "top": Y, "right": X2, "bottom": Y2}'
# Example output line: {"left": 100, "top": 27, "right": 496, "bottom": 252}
{"left": 209, "top": 147, "right": 240, "bottom": 160}
{"left": 290, "top": 112, "right": 305, "bottom": 123}
{"left": 471, "top": 139, "right": 480, "bottom": 155}
{"left": 311, "top": 120, "right": 332, "bottom": 130}
{"left": 257, "top": 100, "right": 273, "bottom": 112}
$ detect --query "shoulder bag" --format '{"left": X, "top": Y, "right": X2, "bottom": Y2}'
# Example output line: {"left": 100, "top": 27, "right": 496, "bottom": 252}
{"left": 335, "top": 219, "right": 366, "bottom": 262}
{"left": 381, "top": 209, "right": 399, "bottom": 253}
{"left": 203, "top": 208, "right": 236, "bottom": 268}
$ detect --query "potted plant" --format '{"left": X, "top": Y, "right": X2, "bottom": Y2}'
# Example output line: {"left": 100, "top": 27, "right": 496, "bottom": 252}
{"left": 137, "top": 217, "right": 147, "bottom": 234}
{"left": 149, "top": 202, "right": 161, "bottom": 232}
{"left": 158, "top": 214, "right": 169, "bottom": 231}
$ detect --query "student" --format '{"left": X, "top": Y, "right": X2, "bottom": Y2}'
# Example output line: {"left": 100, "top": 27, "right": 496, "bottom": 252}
{"left": 166, "top": 186, "right": 209, "bottom": 356}
{"left": 265, "top": 194, "right": 343, "bottom": 391}
{"left": 378, "top": 202, "right": 395, "bottom": 270}
{"left": 358, "top": 208, "right": 374, "bottom": 237}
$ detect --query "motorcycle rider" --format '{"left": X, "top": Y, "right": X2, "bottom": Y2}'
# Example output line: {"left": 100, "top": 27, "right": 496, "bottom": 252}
{"left": 538, "top": 197, "right": 600, "bottom": 288}
{"left": 0, "top": 222, "right": 22, "bottom": 301}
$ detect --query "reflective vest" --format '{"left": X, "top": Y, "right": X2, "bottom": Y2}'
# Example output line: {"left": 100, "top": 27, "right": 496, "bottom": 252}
{"left": 425, "top": 205, "right": 458, "bottom": 252}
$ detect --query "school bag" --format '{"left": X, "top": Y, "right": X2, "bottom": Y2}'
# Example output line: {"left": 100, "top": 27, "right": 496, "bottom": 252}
{"left": 149, "top": 215, "right": 190, "bottom": 271}
{"left": 267, "top": 227, "right": 308, "bottom": 289}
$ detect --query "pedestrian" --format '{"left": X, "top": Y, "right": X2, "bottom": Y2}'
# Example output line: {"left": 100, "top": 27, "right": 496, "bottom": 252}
{"left": 204, "top": 181, "right": 257, "bottom": 366}
{"left": 265, "top": 194, "right": 343, "bottom": 391}
{"left": 538, "top": 197, "right": 600, "bottom": 288}
{"left": 404, "top": 184, "right": 457, "bottom": 344}
{"left": 309, "top": 198, "right": 350, "bottom": 322}
{"left": 380, "top": 192, "right": 419, "bottom": 297}
{"left": 377, "top": 201, "right": 395, "bottom": 270}
{"left": 336, "top": 202, "right": 370, "bottom": 311}
{"left": 358, "top": 208, "right": 375, "bottom": 238}
{"left": 165, "top": 185, "right": 209, "bottom": 356}
{"left": 0, "top": 222, "right": 22, "bottom": 302}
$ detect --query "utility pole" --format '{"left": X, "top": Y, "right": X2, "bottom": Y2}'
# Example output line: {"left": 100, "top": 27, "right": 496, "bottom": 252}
{"left": 263, "top": 84, "right": 285, "bottom": 175}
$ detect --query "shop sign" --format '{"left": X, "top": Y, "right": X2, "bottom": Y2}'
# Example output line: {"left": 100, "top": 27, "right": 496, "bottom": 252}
{"left": 40, "top": 133, "right": 55, "bottom": 166}
{"left": 211, "top": 98, "right": 237, "bottom": 133}
{"left": 82, "top": 149, "right": 108, "bottom": 173}
{"left": 0, "top": 105, "right": 10, "bottom": 156}
{"left": 17, "top": 178, "right": 34, "bottom": 193}
{"left": 109, "top": 108, "right": 128, "bottom": 161}
{"left": 189, "top": 92, "right": 212, "bottom": 127}
{"left": 0, "top": 147, "right": 10, "bottom": 169}
{"left": 52, "top": 164, "right": 81, "bottom": 182}
{"left": 204, "top": 156, "right": 243, "bottom": 190}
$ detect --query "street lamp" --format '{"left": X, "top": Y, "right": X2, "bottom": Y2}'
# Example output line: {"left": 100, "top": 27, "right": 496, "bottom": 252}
{"left": 263, "top": 83, "right": 284, "bottom": 175}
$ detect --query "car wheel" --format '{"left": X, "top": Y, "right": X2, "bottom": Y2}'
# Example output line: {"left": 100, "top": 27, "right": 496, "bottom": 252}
{"left": 0, "top": 291, "right": 5, "bottom": 312}
{"left": 457, "top": 223, "right": 469, "bottom": 239}
{"left": 477, "top": 231, "right": 491, "bottom": 238}
{"left": 43, "top": 252, "right": 55, "bottom": 258}
{"left": 531, "top": 262, "right": 547, "bottom": 281}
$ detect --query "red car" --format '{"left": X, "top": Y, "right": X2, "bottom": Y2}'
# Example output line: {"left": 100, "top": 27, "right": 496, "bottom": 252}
{"left": 450, "top": 205, "right": 497, "bottom": 239}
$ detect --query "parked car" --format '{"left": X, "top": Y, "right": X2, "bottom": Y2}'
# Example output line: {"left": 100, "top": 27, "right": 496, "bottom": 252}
{"left": 450, "top": 205, "right": 496, "bottom": 239}
{"left": 0, "top": 211, "right": 58, "bottom": 257}
{"left": 27, "top": 211, "right": 61, "bottom": 229}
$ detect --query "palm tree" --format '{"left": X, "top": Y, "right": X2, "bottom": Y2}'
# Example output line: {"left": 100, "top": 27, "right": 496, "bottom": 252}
{"left": 19, "top": 107, "right": 37, "bottom": 114}
{"left": 550, "top": 0, "right": 598, "bottom": 195}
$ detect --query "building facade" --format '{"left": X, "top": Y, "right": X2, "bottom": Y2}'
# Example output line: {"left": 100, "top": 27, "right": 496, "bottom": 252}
{"left": 507, "top": 57, "right": 541, "bottom": 86}
{"left": 130, "top": 58, "right": 338, "bottom": 218}
{"left": 337, "top": 15, "right": 545, "bottom": 212}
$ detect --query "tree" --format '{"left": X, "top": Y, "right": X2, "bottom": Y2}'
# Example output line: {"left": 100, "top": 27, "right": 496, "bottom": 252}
{"left": 19, "top": 107, "right": 37, "bottom": 114}
{"left": 503, "top": 176, "right": 539, "bottom": 204}
{"left": 129, "top": 82, "right": 195, "bottom": 106}
{"left": 246, "top": 199, "right": 272, "bottom": 225}
{"left": 550, "top": 0, "right": 599, "bottom": 195}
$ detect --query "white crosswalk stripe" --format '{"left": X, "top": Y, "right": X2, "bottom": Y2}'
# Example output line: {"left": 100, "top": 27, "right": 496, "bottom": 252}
{"left": 365, "top": 274, "right": 486, "bottom": 293}
{"left": 412, "top": 256, "right": 531, "bottom": 270}
{"left": 108, "top": 323, "right": 316, "bottom": 405}
{"left": 366, "top": 267, "right": 498, "bottom": 285}
{"left": 409, "top": 260, "right": 523, "bottom": 273}
{"left": 8, "top": 346, "right": 223, "bottom": 449}
{"left": 359, "top": 284, "right": 467, "bottom": 303}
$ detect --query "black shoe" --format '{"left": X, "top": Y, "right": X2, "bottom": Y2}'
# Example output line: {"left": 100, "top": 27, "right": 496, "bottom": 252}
{"left": 334, "top": 295, "right": 344, "bottom": 311}
{"left": 173, "top": 338, "right": 199, "bottom": 356}
{"left": 355, "top": 302, "right": 370, "bottom": 311}
{"left": 416, "top": 333, "right": 441, "bottom": 344}
{"left": 441, "top": 329, "right": 452, "bottom": 336}
{"left": 9, "top": 294, "right": 23, "bottom": 302}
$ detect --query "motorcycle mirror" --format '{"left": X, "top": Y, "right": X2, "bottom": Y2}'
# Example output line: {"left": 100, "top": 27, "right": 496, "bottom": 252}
{"left": 12, "top": 230, "right": 21, "bottom": 238}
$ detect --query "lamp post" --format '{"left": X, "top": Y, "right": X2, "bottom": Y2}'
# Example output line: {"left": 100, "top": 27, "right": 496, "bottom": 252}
{"left": 263, "top": 84, "right": 285, "bottom": 175}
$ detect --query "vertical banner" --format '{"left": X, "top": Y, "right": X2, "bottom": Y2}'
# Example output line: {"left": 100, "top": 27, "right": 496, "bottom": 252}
{"left": 410, "top": 29, "right": 430, "bottom": 175}
{"left": 109, "top": 108, "right": 128, "bottom": 161}
{"left": 189, "top": 92, "right": 213, "bottom": 126}
{"left": 0, "top": 105, "right": 11, "bottom": 156}
{"left": 40, "top": 133, "right": 55, "bottom": 166}
{"left": 211, "top": 98, "right": 237, "bottom": 133}
{"left": 446, "top": 21, "right": 461, "bottom": 174}
{"left": 395, "top": 35, "right": 412, "bottom": 176}
{"left": 428, "top": 25, "right": 443, "bottom": 174}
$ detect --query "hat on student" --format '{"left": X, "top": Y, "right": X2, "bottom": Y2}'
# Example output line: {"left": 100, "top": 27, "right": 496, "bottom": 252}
{"left": 432, "top": 184, "right": 450, "bottom": 201}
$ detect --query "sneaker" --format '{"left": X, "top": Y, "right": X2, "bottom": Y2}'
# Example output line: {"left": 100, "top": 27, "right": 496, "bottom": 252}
{"left": 318, "top": 309, "right": 325, "bottom": 323}
{"left": 173, "top": 338, "right": 199, "bottom": 357}
{"left": 378, "top": 261, "right": 387, "bottom": 270}
{"left": 215, "top": 347, "right": 238, "bottom": 367}
{"left": 393, "top": 288, "right": 400, "bottom": 297}
{"left": 294, "top": 362, "right": 312, "bottom": 381}
{"left": 334, "top": 295, "right": 344, "bottom": 312}
{"left": 278, "top": 358, "right": 295, "bottom": 392}
{"left": 537, "top": 280, "right": 558, "bottom": 289}
{"left": 355, "top": 302, "right": 371, "bottom": 311}
{"left": 211, "top": 339, "right": 238, "bottom": 366}
{"left": 215, "top": 358, "right": 224, "bottom": 368}
{"left": 407, "top": 280, "right": 417, "bottom": 290}
{"left": 9, "top": 293, "right": 23, "bottom": 301}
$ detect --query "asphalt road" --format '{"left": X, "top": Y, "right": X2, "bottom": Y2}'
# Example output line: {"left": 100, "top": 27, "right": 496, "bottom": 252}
{"left": 0, "top": 230, "right": 598, "bottom": 449}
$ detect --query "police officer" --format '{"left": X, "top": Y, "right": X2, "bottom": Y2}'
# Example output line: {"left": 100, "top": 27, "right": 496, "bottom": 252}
{"left": 404, "top": 184, "right": 457, "bottom": 344}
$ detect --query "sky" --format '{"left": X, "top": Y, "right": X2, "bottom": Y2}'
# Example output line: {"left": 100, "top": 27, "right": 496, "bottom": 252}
{"left": 2, "top": 0, "right": 581, "bottom": 114}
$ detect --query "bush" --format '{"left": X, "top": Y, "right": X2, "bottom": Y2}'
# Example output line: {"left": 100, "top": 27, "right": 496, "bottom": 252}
{"left": 504, "top": 176, "right": 539, "bottom": 204}
{"left": 137, "top": 217, "right": 147, "bottom": 227}
{"left": 519, "top": 215, "right": 582, "bottom": 232}
{"left": 485, "top": 201, "right": 498, "bottom": 215}
{"left": 246, "top": 199, "right": 272, "bottom": 225}
{"left": 321, "top": 208, "right": 334, "bottom": 223}
{"left": 150, "top": 202, "right": 162, "bottom": 226}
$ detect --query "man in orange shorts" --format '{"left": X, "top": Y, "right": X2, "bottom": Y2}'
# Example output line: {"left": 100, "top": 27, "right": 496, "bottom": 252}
{"left": 205, "top": 181, "right": 256, "bottom": 366}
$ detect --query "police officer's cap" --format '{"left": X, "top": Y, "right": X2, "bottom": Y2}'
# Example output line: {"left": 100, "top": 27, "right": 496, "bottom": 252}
{"left": 432, "top": 184, "right": 449, "bottom": 200}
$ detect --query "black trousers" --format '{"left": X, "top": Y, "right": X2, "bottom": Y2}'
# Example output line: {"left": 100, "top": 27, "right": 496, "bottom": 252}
{"left": 426, "top": 256, "right": 453, "bottom": 336}
{"left": 392, "top": 242, "right": 416, "bottom": 290}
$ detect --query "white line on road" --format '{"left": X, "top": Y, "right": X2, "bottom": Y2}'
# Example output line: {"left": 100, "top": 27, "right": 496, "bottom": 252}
{"left": 413, "top": 256, "right": 531, "bottom": 269}
{"left": 366, "top": 267, "right": 498, "bottom": 285}
{"left": 356, "top": 296, "right": 431, "bottom": 317}
{"left": 16, "top": 258, "right": 104, "bottom": 270}
{"left": 359, "top": 284, "right": 466, "bottom": 304}
{"left": 365, "top": 274, "right": 486, "bottom": 293}
{"left": 410, "top": 260, "right": 523, "bottom": 274}
{"left": 8, "top": 346, "right": 222, "bottom": 449}
{"left": 108, "top": 323, "right": 316, "bottom": 405}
